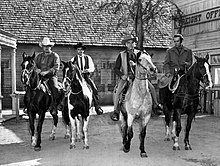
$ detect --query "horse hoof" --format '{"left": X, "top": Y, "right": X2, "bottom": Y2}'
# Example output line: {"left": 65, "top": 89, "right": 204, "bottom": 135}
{"left": 70, "top": 144, "right": 76, "bottom": 149}
{"left": 34, "top": 146, "right": 41, "bottom": 151}
{"left": 83, "top": 145, "right": 89, "bottom": 149}
{"left": 49, "top": 135, "right": 55, "bottom": 141}
{"left": 31, "top": 142, "right": 36, "bottom": 147}
{"left": 123, "top": 147, "right": 130, "bottom": 153}
{"left": 185, "top": 146, "right": 192, "bottom": 150}
{"left": 64, "top": 134, "right": 70, "bottom": 139}
{"left": 173, "top": 146, "right": 180, "bottom": 150}
{"left": 140, "top": 153, "right": 148, "bottom": 158}
{"left": 164, "top": 137, "right": 170, "bottom": 141}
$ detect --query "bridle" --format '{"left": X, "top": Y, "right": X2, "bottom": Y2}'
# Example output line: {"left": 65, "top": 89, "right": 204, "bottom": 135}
{"left": 62, "top": 66, "right": 82, "bottom": 95}
{"left": 21, "top": 60, "right": 35, "bottom": 86}
{"left": 130, "top": 59, "right": 156, "bottom": 80}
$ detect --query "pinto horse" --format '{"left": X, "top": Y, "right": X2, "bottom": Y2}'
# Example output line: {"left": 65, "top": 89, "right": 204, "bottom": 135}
{"left": 21, "top": 52, "right": 64, "bottom": 151}
{"left": 61, "top": 61, "right": 93, "bottom": 149}
{"left": 115, "top": 52, "right": 157, "bottom": 157}
{"left": 159, "top": 55, "right": 213, "bottom": 150}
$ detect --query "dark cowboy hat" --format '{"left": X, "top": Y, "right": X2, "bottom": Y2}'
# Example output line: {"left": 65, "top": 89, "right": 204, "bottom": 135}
{"left": 158, "top": 75, "right": 173, "bottom": 89}
{"left": 74, "top": 42, "right": 86, "bottom": 50}
{"left": 121, "top": 35, "right": 137, "bottom": 45}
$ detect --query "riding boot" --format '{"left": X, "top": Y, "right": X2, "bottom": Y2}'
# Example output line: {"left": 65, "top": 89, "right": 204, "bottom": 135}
{"left": 85, "top": 77, "right": 103, "bottom": 115}
{"left": 111, "top": 109, "right": 120, "bottom": 121}
{"left": 148, "top": 81, "right": 163, "bottom": 114}
{"left": 93, "top": 94, "right": 103, "bottom": 115}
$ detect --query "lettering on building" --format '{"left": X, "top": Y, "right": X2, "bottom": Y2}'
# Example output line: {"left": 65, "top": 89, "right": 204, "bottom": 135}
{"left": 175, "top": 6, "right": 220, "bottom": 28}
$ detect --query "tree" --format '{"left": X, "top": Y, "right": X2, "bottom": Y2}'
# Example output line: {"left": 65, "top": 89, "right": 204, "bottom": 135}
{"left": 98, "top": 0, "right": 184, "bottom": 50}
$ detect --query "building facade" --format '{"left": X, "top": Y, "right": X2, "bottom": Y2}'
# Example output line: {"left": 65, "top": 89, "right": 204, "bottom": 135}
{"left": 173, "top": 0, "right": 220, "bottom": 114}
{"left": 0, "top": 0, "right": 170, "bottom": 109}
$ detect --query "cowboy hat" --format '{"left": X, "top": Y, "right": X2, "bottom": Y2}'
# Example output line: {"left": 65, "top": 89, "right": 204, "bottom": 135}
{"left": 74, "top": 42, "right": 86, "bottom": 50}
{"left": 39, "top": 37, "right": 55, "bottom": 47}
{"left": 158, "top": 75, "right": 173, "bottom": 89}
{"left": 121, "top": 35, "right": 137, "bottom": 45}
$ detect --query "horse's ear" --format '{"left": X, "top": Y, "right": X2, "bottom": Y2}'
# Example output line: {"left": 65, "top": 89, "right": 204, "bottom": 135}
{"left": 137, "top": 52, "right": 141, "bottom": 61}
{"left": 194, "top": 56, "right": 199, "bottom": 61}
{"left": 32, "top": 52, "right": 36, "bottom": 59}
{"left": 61, "top": 60, "right": 66, "bottom": 65}
{"left": 22, "top": 52, "right": 27, "bottom": 59}
{"left": 205, "top": 53, "right": 209, "bottom": 61}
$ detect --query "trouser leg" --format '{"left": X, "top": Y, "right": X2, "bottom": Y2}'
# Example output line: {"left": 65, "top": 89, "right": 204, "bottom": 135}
{"left": 148, "top": 80, "right": 163, "bottom": 112}
{"left": 48, "top": 77, "right": 60, "bottom": 113}
{"left": 84, "top": 75, "right": 103, "bottom": 115}
{"left": 113, "top": 80, "right": 127, "bottom": 113}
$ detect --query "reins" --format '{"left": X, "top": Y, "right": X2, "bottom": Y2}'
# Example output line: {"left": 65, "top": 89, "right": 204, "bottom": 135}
{"left": 130, "top": 62, "right": 148, "bottom": 80}
{"left": 63, "top": 67, "right": 83, "bottom": 96}
{"left": 173, "top": 61, "right": 206, "bottom": 101}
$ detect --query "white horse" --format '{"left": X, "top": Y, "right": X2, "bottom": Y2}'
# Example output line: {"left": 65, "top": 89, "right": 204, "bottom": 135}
{"left": 117, "top": 51, "right": 157, "bottom": 157}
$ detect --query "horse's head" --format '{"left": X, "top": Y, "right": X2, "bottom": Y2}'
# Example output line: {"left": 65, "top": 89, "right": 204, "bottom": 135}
{"left": 136, "top": 51, "right": 157, "bottom": 76}
{"left": 21, "top": 52, "right": 36, "bottom": 86}
{"left": 194, "top": 55, "right": 213, "bottom": 88}
{"left": 61, "top": 61, "right": 81, "bottom": 92}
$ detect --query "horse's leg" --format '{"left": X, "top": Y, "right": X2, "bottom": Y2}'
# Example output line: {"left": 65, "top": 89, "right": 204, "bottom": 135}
{"left": 83, "top": 116, "right": 90, "bottom": 149}
{"left": 184, "top": 108, "right": 195, "bottom": 150}
{"left": 172, "top": 108, "right": 181, "bottom": 150}
{"left": 120, "top": 111, "right": 128, "bottom": 150}
{"left": 164, "top": 103, "right": 172, "bottom": 141}
{"left": 159, "top": 87, "right": 172, "bottom": 141}
{"left": 62, "top": 102, "right": 70, "bottom": 139}
{"left": 139, "top": 114, "right": 151, "bottom": 158}
{"left": 35, "top": 111, "right": 46, "bottom": 151}
{"left": 69, "top": 115, "right": 77, "bottom": 149}
{"left": 123, "top": 113, "right": 134, "bottom": 153}
{"left": 49, "top": 108, "right": 58, "bottom": 141}
{"left": 76, "top": 115, "right": 82, "bottom": 142}
{"left": 28, "top": 111, "right": 36, "bottom": 147}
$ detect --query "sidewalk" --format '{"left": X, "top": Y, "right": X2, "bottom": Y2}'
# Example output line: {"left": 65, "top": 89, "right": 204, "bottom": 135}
{"left": 0, "top": 105, "right": 114, "bottom": 123}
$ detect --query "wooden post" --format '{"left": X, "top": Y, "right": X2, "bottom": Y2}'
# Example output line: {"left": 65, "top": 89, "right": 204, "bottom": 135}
{"left": 0, "top": 46, "right": 2, "bottom": 119}
{"left": 11, "top": 48, "right": 19, "bottom": 121}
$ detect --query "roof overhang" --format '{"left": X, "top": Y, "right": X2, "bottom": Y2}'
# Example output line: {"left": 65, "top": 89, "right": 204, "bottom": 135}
{"left": 0, "top": 29, "right": 17, "bottom": 48}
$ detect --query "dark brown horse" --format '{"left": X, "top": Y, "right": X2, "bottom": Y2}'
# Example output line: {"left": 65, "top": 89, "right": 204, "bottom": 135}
{"left": 21, "top": 52, "right": 65, "bottom": 151}
{"left": 159, "top": 55, "right": 213, "bottom": 150}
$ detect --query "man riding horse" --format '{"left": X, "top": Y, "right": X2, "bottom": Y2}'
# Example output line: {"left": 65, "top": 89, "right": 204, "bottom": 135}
{"left": 111, "top": 35, "right": 163, "bottom": 121}
{"left": 71, "top": 42, "right": 103, "bottom": 115}
{"left": 159, "top": 34, "right": 193, "bottom": 88}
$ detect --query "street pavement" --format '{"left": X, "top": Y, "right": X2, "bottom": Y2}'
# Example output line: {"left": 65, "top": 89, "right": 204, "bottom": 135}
{"left": 0, "top": 107, "right": 220, "bottom": 166}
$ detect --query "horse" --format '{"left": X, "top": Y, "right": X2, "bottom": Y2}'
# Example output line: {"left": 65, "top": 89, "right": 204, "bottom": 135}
{"left": 61, "top": 61, "right": 93, "bottom": 149}
{"left": 21, "top": 52, "right": 65, "bottom": 151}
{"left": 159, "top": 55, "right": 213, "bottom": 150}
{"left": 114, "top": 51, "right": 157, "bottom": 157}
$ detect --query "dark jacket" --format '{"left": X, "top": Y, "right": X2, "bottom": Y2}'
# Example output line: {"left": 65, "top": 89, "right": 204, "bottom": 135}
{"left": 164, "top": 45, "right": 193, "bottom": 74}
{"left": 114, "top": 49, "right": 140, "bottom": 78}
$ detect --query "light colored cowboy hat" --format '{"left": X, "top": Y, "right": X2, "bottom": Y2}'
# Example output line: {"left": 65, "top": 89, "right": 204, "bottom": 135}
{"left": 158, "top": 75, "right": 173, "bottom": 89}
{"left": 39, "top": 37, "right": 55, "bottom": 47}
{"left": 121, "top": 35, "right": 138, "bottom": 45}
{"left": 74, "top": 42, "right": 86, "bottom": 50}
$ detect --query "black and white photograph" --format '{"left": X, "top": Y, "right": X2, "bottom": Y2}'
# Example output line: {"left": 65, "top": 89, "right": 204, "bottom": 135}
{"left": 0, "top": 0, "right": 220, "bottom": 165}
